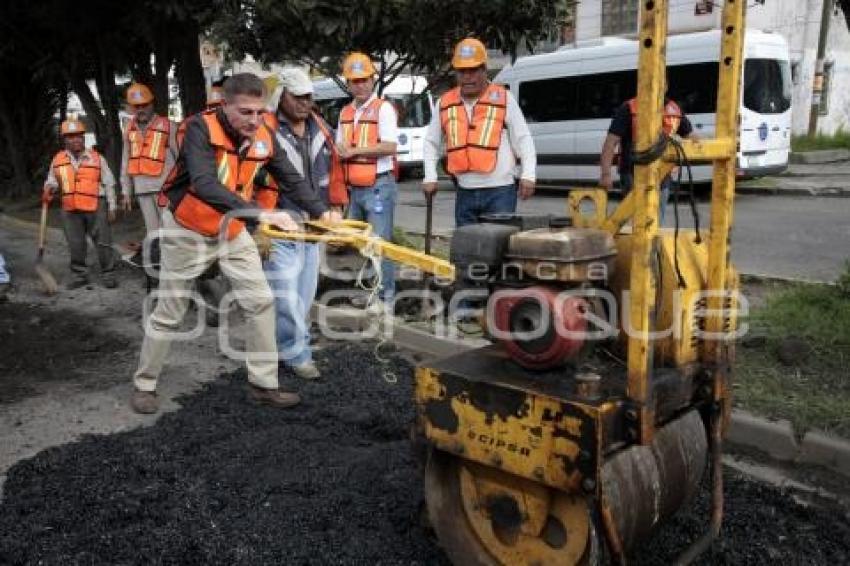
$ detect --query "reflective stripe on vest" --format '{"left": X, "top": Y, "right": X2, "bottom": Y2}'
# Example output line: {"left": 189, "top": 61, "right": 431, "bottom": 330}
{"left": 171, "top": 111, "right": 273, "bottom": 239}
{"left": 627, "top": 98, "right": 683, "bottom": 141}
{"left": 439, "top": 84, "right": 507, "bottom": 175}
{"left": 127, "top": 116, "right": 171, "bottom": 177}
{"left": 339, "top": 98, "right": 384, "bottom": 187}
{"left": 52, "top": 150, "right": 102, "bottom": 212}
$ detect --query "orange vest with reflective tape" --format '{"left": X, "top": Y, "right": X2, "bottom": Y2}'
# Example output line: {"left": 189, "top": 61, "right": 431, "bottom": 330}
{"left": 627, "top": 98, "right": 682, "bottom": 140}
{"left": 50, "top": 150, "right": 102, "bottom": 212}
{"left": 127, "top": 115, "right": 171, "bottom": 176}
{"left": 339, "top": 98, "right": 386, "bottom": 187}
{"left": 169, "top": 111, "right": 273, "bottom": 240}
{"left": 439, "top": 84, "right": 507, "bottom": 175}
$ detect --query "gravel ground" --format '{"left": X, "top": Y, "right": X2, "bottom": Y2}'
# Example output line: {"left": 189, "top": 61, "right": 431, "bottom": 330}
{"left": 1, "top": 343, "right": 849, "bottom": 565}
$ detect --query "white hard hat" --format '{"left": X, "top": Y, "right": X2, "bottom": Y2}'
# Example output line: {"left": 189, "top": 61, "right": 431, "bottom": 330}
{"left": 278, "top": 67, "right": 314, "bottom": 96}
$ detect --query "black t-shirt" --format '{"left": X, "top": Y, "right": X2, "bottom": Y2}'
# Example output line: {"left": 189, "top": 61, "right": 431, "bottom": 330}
{"left": 608, "top": 100, "right": 693, "bottom": 174}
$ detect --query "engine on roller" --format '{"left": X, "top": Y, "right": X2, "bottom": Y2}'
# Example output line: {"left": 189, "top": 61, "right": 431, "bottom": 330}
{"left": 450, "top": 214, "right": 616, "bottom": 370}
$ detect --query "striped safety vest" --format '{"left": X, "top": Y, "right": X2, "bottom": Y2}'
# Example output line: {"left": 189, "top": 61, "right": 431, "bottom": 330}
{"left": 167, "top": 111, "right": 273, "bottom": 240}
{"left": 338, "top": 97, "right": 387, "bottom": 187}
{"left": 126, "top": 115, "right": 171, "bottom": 177}
{"left": 439, "top": 84, "right": 508, "bottom": 175}
{"left": 50, "top": 150, "right": 102, "bottom": 212}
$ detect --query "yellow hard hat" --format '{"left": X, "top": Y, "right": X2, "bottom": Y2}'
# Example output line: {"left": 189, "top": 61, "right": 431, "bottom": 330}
{"left": 60, "top": 119, "right": 86, "bottom": 136}
{"left": 342, "top": 52, "right": 377, "bottom": 80}
{"left": 207, "top": 86, "right": 225, "bottom": 107}
{"left": 126, "top": 82, "right": 154, "bottom": 106}
{"left": 452, "top": 38, "right": 488, "bottom": 69}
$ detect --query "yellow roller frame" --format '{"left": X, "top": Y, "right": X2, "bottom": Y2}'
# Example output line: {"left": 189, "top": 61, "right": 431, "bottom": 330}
{"left": 260, "top": 220, "right": 456, "bottom": 280}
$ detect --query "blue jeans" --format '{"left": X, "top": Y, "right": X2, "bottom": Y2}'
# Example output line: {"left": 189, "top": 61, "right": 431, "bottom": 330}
{"left": 264, "top": 239, "right": 320, "bottom": 367}
{"left": 618, "top": 173, "right": 672, "bottom": 226}
{"left": 347, "top": 174, "right": 396, "bottom": 302}
{"left": 455, "top": 184, "right": 518, "bottom": 227}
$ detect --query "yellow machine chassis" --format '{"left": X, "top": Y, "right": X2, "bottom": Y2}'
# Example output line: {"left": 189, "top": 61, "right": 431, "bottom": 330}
{"left": 416, "top": 0, "right": 745, "bottom": 563}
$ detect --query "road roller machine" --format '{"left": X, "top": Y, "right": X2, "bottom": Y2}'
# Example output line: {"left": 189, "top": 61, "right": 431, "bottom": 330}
{"left": 415, "top": 1, "right": 746, "bottom": 563}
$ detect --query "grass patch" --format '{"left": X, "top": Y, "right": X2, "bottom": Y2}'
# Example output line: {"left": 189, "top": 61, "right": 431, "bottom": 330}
{"left": 791, "top": 129, "right": 850, "bottom": 152}
{"left": 736, "top": 275, "right": 850, "bottom": 437}
{"left": 392, "top": 227, "right": 449, "bottom": 260}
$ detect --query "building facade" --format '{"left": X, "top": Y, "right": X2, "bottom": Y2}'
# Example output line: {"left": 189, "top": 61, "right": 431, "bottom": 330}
{"left": 570, "top": 0, "right": 850, "bottom": 135}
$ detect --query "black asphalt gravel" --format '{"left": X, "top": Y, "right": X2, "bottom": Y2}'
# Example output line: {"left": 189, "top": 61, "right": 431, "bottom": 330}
{"left": 1, "top": 343, "right": 848, "bottom": 565}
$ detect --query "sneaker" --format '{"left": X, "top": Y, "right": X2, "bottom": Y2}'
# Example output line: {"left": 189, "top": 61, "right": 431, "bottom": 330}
{"left": 292, "top": 361, "right": 321, "bottom": 380}
{"left": 247, "top": 384, "right": 301, "bottom": 408}
{"left": 130, "top": 389, "right": 159, "bottom": 414}
{"left": 65, "top": 277, "right": 89, "bottom": 290}
{"left": 102, "top": 274, "right": 118, "bottom": 289}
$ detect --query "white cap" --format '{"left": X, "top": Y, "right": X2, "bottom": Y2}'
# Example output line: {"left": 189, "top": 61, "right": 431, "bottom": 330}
{"left": 278, "top": 67, "right": 314, "bottom": 96}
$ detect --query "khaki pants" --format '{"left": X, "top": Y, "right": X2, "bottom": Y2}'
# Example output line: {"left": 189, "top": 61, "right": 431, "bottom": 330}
{"left": 137, "top": 193, "right": 163, "bottom": 236}
{"left": 133, "top": 210, "right": 279, "bottom": 391}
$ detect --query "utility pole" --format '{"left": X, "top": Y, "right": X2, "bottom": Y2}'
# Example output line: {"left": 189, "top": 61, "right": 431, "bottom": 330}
{"left": 808, "top": 0, "right": 833, "bottom": 136}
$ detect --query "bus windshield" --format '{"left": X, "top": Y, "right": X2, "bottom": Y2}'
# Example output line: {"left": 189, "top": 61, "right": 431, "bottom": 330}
{"left": 743, "top": 58, "right": 792, "bottom": 114}
{"left": 384, "top": 94, "right": 432, "bottom": 128}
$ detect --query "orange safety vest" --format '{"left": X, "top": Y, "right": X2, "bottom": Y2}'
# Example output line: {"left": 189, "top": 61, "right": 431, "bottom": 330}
{"left": 126, "top": 115, "right": 171, "bottom": 177}
{"left": 50, "top": 150, "right": 102, "bottom": 212}
{"left": 339, "top": 98, "right": 387, "bottom": 187}
{"left": 439, "top": 84, "right": 508, "bottom": 176}
{"left": 627, "top": 98, "right": 682, "bottom": 139}
{"left": 168, "top": 111, "right": 273, "bottom": 240}
{"left": 254, "top": 112, "right": 349, "bottom": 208}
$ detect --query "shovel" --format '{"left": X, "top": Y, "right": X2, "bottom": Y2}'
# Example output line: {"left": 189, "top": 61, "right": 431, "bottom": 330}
{"left": 420, "top": 191, "right": 439, "bottom": 320}
{"left": 35, "top": 201, "right": 58, "bottom": 295}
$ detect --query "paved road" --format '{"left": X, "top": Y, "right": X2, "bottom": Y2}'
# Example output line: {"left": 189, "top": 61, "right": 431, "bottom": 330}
{"left": 394, "top": 180, "right": 850, "bottom": 282}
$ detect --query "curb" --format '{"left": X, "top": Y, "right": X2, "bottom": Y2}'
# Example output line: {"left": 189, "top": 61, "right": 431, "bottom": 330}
{"left": 313, "top": 304, "right": 850, "bottom": 479}
{"left": 790, "top": 149, "right": 850, "bottom": 164}
{"left": 735, "top": 185, "right": 850, "bottom": 198}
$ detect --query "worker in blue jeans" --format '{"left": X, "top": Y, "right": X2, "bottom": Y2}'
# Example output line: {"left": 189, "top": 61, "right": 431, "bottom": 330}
{"left": 260, "top": 68, "right": 348, "bottom": 380}
{"left": 336, "top": 52, "right": 399, "bottom": 309}
{"left": 422, "top": 38, "right": 537, "bottom": 228}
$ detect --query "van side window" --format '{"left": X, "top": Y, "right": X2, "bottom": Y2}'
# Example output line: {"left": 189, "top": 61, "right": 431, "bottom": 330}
{"left": 517, "top": 62, "right": 720, "bottom": 123}
{"left": 667, "top": 62, "right": 719, "bottom": 114}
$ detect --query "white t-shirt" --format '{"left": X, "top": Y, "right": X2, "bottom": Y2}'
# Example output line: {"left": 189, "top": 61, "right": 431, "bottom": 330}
{"left": 336, "top": 93, "right": 399, "bottom": 175}
{"left": 423, "top": 88, "right": 536, "bottom": 188}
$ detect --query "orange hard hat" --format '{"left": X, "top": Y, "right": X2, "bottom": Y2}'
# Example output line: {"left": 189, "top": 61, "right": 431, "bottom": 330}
{"left": 207, "top": 86, "right": 225, "bottom": 107}
{"left": 126, "top": 82, "right": 154, "bottom": 106}
{"left": 60, "top": 119, "right": 86, "bottom": 136}
{"left": 452, "top": 38, "right": 488, "bottom": 69}
{"left": 342, "top": 52, "right": 377, "bottom": 80}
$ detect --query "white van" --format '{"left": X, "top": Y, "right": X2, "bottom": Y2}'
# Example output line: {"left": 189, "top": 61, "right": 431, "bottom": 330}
{"left": 312, "top": 75, "right": 433, "bottom": 177}
{"left": 495, "top": 29, "right": 792, "bottom": 186}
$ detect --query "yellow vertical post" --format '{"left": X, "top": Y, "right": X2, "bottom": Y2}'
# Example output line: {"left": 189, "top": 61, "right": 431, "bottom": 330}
{"left": 704, "top": 0, "right": 746, "bottom": 365}
{"left": 626, "top": 0, "right": 668, "bottom": 444}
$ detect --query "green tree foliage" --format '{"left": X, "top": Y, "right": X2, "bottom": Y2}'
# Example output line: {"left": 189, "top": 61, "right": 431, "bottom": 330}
{"left": 0, "top": 0, "right": 214, "bottom": 198}
{"left": 213, "top": 0, "right": 570, "bottom": 93}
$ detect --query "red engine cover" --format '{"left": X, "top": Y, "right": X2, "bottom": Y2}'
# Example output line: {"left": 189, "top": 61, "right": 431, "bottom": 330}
{"left": 490, "top": 286, "right": 588, "bottom": 370}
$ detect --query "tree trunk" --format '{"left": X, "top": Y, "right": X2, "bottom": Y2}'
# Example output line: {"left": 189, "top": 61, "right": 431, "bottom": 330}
{"left": 0, "top": 91, "right": 34, "bottom": 198}
{"left": 176, "top": 25, "right": 207, "bottom": 117}
{"left": 152, "top": 26, "right": 173, "bottom": 117}
{"left": 94, "top": 39, "right": 124, "bottom": 180}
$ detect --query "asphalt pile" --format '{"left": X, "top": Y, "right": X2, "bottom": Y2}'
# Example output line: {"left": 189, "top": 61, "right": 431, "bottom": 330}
{"left": 1, "top": 342, "right": 848, "bottom": 565}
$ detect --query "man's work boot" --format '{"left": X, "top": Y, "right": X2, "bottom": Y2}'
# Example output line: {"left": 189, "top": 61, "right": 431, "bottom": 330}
{"left": 66, "top": 276, "right": 89, "bottom": 290}
{"left": 102, "top": 273, "right": 118, "bottom": 289}
{"left": 247, "top": 384, "right": 301, "bottom": 408}
{"left": 293, "top": 361, "right": 320, "bottom": 380}
{"left": 131, "top": 389, "right": 159, "bottom": 414}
